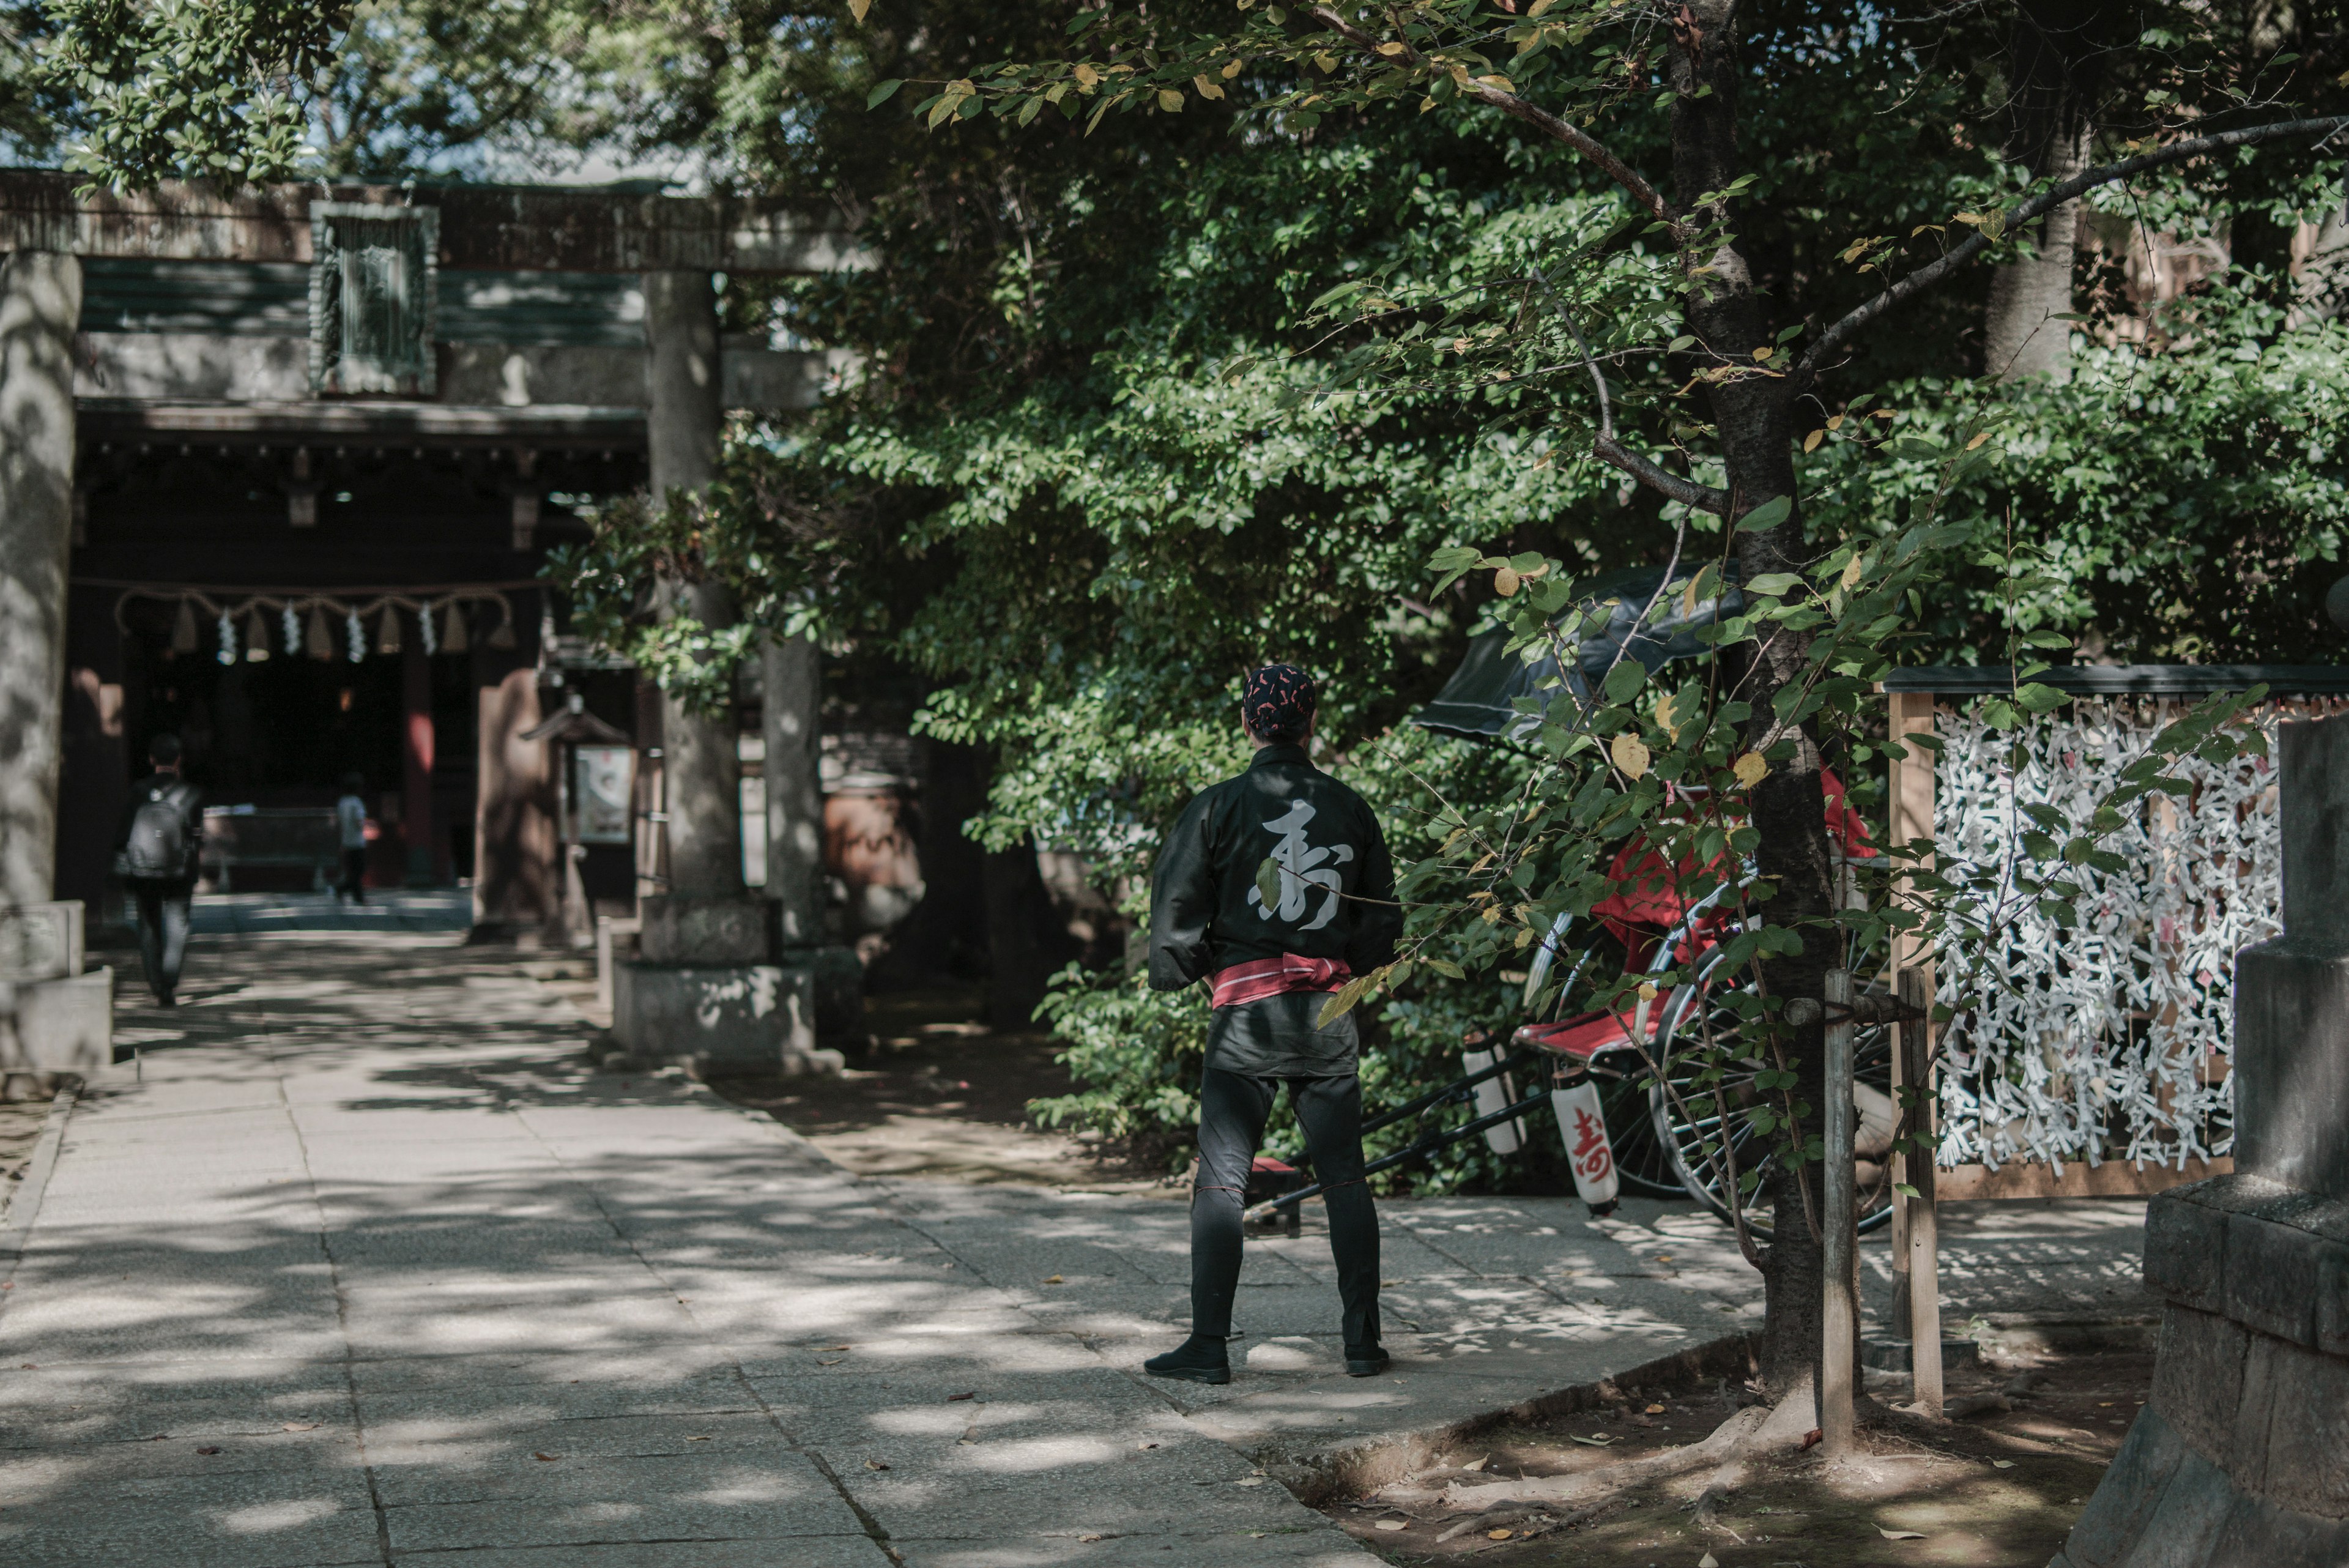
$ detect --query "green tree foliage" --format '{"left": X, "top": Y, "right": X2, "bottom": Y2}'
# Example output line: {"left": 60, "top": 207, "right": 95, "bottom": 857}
{"left": 1811, "top": 284, "right": 2349, "bottom": 663}
{"left": 851, "top": 0, "right": 2338, "bottom": 1389}
{"left": 306, "top": 0, "right": 627, "bottom": 177}
{"left": 40, "top": 0, "right": 349, "bottom": 187}
{"left": 48, "top": 0, "right": 2349, "bottom": 1389}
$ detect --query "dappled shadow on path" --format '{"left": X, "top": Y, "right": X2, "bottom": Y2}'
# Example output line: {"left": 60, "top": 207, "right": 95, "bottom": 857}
{"left": 1, "top": 935, "right": 1382, "bottom": 1566}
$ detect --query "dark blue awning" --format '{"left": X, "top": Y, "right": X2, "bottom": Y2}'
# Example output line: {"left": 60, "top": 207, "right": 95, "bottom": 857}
{"left": 1412, "top": 565, "right": 1745, "bottom": 740}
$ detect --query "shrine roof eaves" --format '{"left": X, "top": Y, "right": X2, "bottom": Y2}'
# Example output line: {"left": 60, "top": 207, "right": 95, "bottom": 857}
{"left": 0, "top": 170, "right": 868, "bottom": 273}
{"left": 76, "top": 398, "right": 646, "bottom": 449}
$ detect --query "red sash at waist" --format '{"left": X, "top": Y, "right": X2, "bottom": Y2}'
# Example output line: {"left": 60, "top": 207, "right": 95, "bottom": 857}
{"left": 1209, "top": 954, "right": 1351, "bottom": 1010}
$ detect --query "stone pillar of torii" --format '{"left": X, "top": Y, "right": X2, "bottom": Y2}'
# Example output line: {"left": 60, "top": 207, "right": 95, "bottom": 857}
{"left": 0, "top": 250, "right": 111, "bottom": 1084}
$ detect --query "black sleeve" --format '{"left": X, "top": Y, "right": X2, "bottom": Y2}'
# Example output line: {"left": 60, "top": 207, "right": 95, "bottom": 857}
{"left": 1146, "top": 792, "right": 1218, "bottom": 992}
{"left": 1344, "top": 804, "right": 1403, "bottom": 975}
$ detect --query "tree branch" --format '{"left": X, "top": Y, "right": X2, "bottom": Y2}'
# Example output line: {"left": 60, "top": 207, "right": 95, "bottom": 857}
{"left": 1548, "top": 277, "right": 1732, "bottom": 515}
{"left": 1796, "top": 114, "right": 2349, "bottom": 381}
{"left": 1303, "top": 5, "right": 1679, "bottom": 231}
{"left": 1597, "top": 434, "right": 1731, "bottom": 515}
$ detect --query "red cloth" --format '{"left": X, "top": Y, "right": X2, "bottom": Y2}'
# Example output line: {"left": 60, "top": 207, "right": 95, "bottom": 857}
{"left": 1209, "top": 954, "right": 1352, "bottom": 1010}
{"left": 1513, "top": 988, "right": 1675, "bottom": 1062}
{"left": 1590, "top": 765, "right": 1879, "bottom": 964}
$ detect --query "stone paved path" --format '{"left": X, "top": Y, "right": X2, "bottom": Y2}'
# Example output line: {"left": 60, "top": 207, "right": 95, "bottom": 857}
{"left": 0, "top": 935, "right": 2150, "bottom": 1566}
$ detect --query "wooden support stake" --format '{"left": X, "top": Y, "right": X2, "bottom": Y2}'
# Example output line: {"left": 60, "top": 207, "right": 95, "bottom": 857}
{"left": 1886, "top": 689, "right": 1942, "bottom": 1418}
{"left": 1899, "top": 964, "right": 1942, "bottom": 1417}
{"left": 1820, "top": 965, "right": 1857, "bottom": 1455}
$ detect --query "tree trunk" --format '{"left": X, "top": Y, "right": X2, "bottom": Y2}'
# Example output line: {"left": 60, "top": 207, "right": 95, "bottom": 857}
{"left": 1982, "top": 133, "right": 2086, "bottom": 381}
{"left": 1980, "top": 2, "right": 2112, "bottom": 381}
{"left": 1669, "top": 0, "right": 1838, "bottom": 1397}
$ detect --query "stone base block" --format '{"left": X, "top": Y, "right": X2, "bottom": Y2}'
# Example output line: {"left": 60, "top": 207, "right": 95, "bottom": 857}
{"left": 2049, "top": 1406, "right": 2349, "bottom": 1567}
{"left": 636, "top": 896, "right": 768, "bottom": 965}
{"left": 609, "top": 959, "right": 840, "bottom": 1078}
{"left": 0, "top": 901, "right": 85, "bottom": 980}
{"left": 594, "top": 914, "right": 641, "bottom": 1015}
{"left": 0, "top": 970, "right": 114, "bottom": 1075}
{"left": 2144, "top": 1175, "right": 2349, "bottom": 1357}
{"left": 2055, "top": 1200, "right": 2349, "bottom": 1566}
{"left": 1861, "top": 1336, "right": 1979, "bottom": 1372}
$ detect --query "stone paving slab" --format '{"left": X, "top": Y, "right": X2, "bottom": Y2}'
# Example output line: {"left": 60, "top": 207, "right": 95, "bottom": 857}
{"left": 0, "top": 937, "right": 1384, "bottom": 1565}
{"left": 0, "top": 934, "right": 2153, "bottom": 1565}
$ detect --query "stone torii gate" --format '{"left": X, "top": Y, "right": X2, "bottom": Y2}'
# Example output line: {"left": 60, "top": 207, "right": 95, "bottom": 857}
{"left": 0, "top": 174, "right": 865, "bottom": 1075}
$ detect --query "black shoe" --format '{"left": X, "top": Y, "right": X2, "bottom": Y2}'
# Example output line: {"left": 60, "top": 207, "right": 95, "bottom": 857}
{"left": 154, "top": 992, "right": 176, "bottom": 1008}
{"left": 1345, "top": 1344, "right": 1390, "bottom": 1378}
{"left": 1144, "top": 1335, "right": 1231, "bottom": 1385}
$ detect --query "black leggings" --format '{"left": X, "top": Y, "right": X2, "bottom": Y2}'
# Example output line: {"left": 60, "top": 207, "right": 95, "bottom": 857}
{"left": 1192, "top": 1067, "right": 1381, "bottom": 1348}
{"left": 131, "top": 881, "right": 192, "bottom": 1001}
{"left": 338, "top": 847, "right": 368, "bottom": 902}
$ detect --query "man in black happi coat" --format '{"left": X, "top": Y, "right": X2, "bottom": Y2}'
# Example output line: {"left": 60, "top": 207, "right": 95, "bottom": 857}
{"left": 1143, "top": 665, "right": 1403, "bottom": 1384}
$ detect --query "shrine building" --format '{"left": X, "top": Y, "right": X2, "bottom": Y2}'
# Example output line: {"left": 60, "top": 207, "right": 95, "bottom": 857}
{"left": 0, "top": 171, "right": 861, "bottom": 941}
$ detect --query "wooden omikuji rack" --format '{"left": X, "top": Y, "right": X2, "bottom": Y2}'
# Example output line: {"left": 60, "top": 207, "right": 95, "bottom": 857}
{"left": 1877, "top": 664, "right": 2349, "bottom": 1414}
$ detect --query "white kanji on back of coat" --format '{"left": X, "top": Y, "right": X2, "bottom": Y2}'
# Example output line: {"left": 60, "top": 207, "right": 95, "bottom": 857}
{"left": 1247, "top": 799, "right": 1354, "bottom": 931}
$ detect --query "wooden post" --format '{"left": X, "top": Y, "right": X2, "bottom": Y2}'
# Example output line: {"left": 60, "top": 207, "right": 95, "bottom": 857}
{"left": 1820, "top": 965, "right": 1858, "bottom": 1455}
{"left": 401, "top": 623, "right": 436, "bottom": 885}
{"left": 1887, "top": 689, "right": 1942, "bottom": 1416}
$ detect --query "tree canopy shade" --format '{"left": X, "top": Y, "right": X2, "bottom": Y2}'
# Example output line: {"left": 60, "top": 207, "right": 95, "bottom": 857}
{"left": 46, "top": 0, "right": 2349, "bottom": 1394}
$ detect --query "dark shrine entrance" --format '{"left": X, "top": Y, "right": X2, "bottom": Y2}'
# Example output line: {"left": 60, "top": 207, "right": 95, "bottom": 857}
{"left": 63, "top": 425, "right": 625, "bottom": 909}
{"left": 117, "top": 611, "right": 480, "bottom": 888}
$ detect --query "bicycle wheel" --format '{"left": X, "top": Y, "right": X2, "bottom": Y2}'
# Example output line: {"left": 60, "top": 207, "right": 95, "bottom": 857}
{"left": 1646, "top": 950, "right": 1899, "bottom": 1241}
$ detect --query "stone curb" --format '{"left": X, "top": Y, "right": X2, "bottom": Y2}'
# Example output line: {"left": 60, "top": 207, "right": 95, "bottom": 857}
{"left": 1258, "top": 1333, "right": 1761, "bottom": 1506}
{"left": 0, "top": 1083, "right": 79, "bottom": 1274}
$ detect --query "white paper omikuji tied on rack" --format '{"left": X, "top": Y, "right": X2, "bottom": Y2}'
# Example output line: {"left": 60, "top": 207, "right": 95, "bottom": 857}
{"left": 1932, "top": 697, "right": 2293, "bottom": 1173}
{"left": 1460, "top": 1046, "right": 1524, "bottom": 1155}
{"left": 345, "top": 611, "right": 365, "bottom": 663}
{"left": 281, "top": 604, "right": 302, "bottom": 656}
{"left": 1551, "top": 1079, "right": 1620, "bottom": 1207}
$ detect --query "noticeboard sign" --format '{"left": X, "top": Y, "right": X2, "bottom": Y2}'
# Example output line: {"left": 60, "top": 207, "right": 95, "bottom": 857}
{"left": 573, "top": 745, "right": 634, "bottom": 845}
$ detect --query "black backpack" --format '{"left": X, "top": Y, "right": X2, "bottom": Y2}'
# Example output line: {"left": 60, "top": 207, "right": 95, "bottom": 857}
{"left": 122, "top": 781, "right": 199, "bottom": 880}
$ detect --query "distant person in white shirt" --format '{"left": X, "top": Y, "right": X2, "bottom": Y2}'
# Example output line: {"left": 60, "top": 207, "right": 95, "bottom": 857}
{"left": 335, "top": 774, "right": 369, "bottom": 905}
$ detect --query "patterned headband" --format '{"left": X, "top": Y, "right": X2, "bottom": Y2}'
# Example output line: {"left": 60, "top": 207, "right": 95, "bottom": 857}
{"left": 1244, "top": 664, "right": 1316, "bottom": 741}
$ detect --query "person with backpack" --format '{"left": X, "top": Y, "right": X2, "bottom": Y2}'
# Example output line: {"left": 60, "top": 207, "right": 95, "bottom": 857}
{"left": 115, "top": 734, "right": 204, "bottom": 1006}
{"left": 335, "top": 774, "right": 370, "bottom": 905}
{"left": 1141, "top": 665, "right": 1403, "bottom": 1386}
